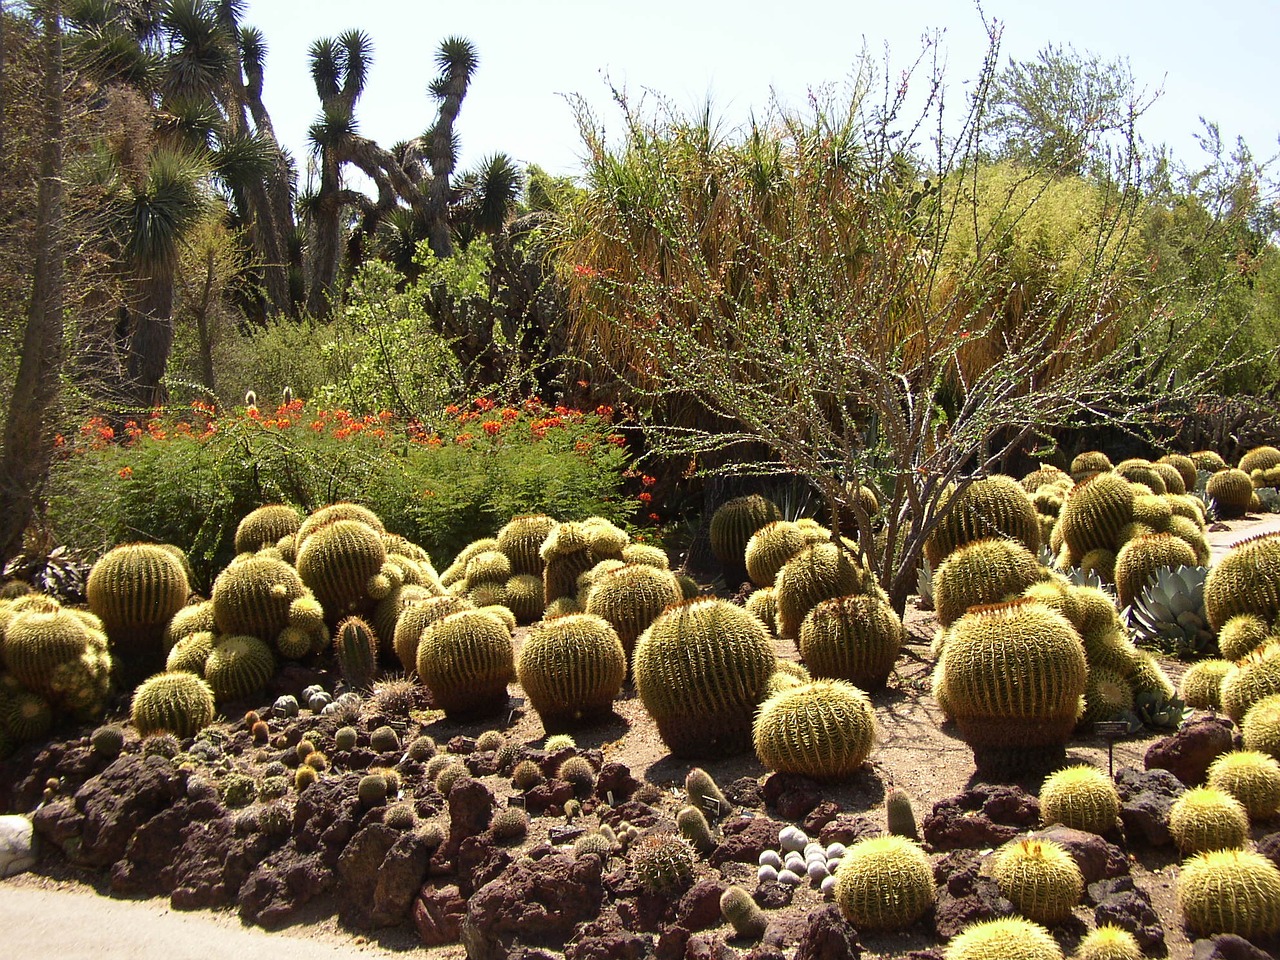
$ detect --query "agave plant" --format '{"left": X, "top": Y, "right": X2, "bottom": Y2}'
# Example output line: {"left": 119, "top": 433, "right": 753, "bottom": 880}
{"left": 916, "top": 558, "right": 935, "bottom": 611}
{"left": 1128, "top": 565, "right": 1214, "bottom": 660}
{"left": 1255, "top": 486, "right": 1280, "bottom": 513}
{"left": 1133, "top": 689, "right": 1191, "bottom": 730}
{"left": 1064, "top": 564, "right": 1110, "bottom": 593}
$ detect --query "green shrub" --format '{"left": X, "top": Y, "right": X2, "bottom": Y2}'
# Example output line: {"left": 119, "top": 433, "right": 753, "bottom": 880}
{"left": 50, "top": 398, "right": 631, "bottom": 585}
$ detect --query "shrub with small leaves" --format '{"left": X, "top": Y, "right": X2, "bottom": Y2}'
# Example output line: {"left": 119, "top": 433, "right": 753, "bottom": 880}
{"left": 491, "top": 806, "right": 530, "bottom": 842}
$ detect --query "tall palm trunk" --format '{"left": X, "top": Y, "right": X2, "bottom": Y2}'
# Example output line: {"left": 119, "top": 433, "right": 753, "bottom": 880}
{"left": 125, "top": 268, "right": 177, "bottom": 408}
{"left": 0, "top": 0, "right": 63, "bottom": 567}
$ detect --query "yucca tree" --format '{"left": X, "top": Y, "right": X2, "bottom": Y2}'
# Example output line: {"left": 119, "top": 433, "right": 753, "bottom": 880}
{"left": 422, "top": 35, "right": 477, "bottom": 257}
{"left": 99, "top": 145, "right": 212, "bottom": 406}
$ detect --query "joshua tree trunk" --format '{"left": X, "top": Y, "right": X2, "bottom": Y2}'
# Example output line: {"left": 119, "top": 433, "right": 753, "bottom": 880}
{"left": 0, "top": 0, "right": 62, "bottom": 567}
{"left": 125, "top": 271, "right": 177, "bottom": 409}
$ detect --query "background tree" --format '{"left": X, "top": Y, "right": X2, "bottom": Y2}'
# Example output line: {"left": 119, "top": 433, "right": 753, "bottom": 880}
{"left": 554, "top": 28, "right": 1255, "bottom": 612}
{"left": 0, "top": 0, "right": 65, "bottom": 567}
{"left": 984, "top": 42, "right": 1144, "bottom": 176}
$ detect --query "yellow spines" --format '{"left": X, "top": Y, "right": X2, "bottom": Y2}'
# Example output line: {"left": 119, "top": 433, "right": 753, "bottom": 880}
{"left": 745, "top": 521, "right": 808, "bottom": 588}
{"left": 516, "top": 613, "right": 626, "bottom": 729}
{"left": 87, "top": 542, "right": 191, "bottom": 662}
{"left": 1178, "top": 659, "right": 1233, "bottom": 711}
{"left": 798, "top": 593, "right": 903, "bottom": 690}
{"left": 1178, "top": 849, "right": 1280, "bottom": 940}
{"left": 1113, "top": 533, "right": 1196, "bottom": 609}
{"left": 709, "top": 495, "right": 782, "bottom": 569}
{"left": 1206, "top": 749, "right": 1280, "bottom": 820}
{"left": 1206, "top": 468, "right": 1255, "bottom": 518}
{"left": 584, "top": 563, "right": 682, "bottom": 658}
{"left": 1221, "top": 642, "right": 1280, "bottom": 722}
{"left": 775, "top": 542, "right": 878, "bottom": 639}
{"left": 416, "top": 609, "right": 514, "bottom": 717}
{"left": 496, "top": 513, "right": 556, "bottom": 576}
{"left": 833, "top": 835, "right": 933, "bottom": 930}
{"left": 234, "top": 504, "right": 302, "bottom": 554}
{"left": 943, "top": 917, "right": 1063, "bottom": 960}
{"left": 1205, "top": 534, "right": 1280, "bottom": 631}
{"left": 295, "top": 518, "right": 388, "bottom": 618}
{"left": 1242, "top": 694, "right": 1280, "bottom": 760}
{"left": 211, "top": 552, "right": 309, "bottom": 644}
{"left": 933, "top": 538, "right": 1045, "bottom": 629}
{"left": 1057, "top": 473, "right": 1135, "bottom": 564}
{"left": 1168, "top": 786, "right": 1249, "bottom": 855}
{"left": 990, "top": 837, "right": 1083, "bottom": 925}
{"left": 1038, "top": 764, "right": 1120, "bottom": 835}
{"left": 634, "top": 598, "right": 775, "bottom": 757}
{"left": 934, "top": 600, "right": 1087, "bottom": 750}
{"left": 924, "top": 475, "right": 1041, "bottom": 568}
{"left": 753, "top": 679, "right": 877, "bottom": 779}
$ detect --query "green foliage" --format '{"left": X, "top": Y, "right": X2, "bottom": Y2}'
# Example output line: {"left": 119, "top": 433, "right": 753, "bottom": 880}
{"left": 314, "top": 258, "right": 463, "bottom": 420}
{"left": 50, "top": 398, "right": 629, "bottom": 585}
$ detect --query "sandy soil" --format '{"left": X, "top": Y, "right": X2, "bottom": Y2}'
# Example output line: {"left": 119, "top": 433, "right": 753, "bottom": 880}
{"left": 1, "top": 512, "right": 1278, "bottom": 960}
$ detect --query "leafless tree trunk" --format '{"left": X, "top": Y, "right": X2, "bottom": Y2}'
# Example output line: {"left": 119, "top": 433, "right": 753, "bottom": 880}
{"left": 0, "top": 0, "right": 62, "bottom": 567}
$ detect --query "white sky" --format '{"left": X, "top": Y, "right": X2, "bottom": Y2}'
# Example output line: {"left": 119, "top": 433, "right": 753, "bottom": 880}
{"left": 243, "top": 0, "right": 1280, "bottom": 182}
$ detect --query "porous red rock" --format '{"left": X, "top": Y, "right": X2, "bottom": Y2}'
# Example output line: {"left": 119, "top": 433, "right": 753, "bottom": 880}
{"left": 1144, "top": 715, "right": 1237, "bottom": 786}
{"left": 708, "top": 814, "right": 787, "bottom": 867}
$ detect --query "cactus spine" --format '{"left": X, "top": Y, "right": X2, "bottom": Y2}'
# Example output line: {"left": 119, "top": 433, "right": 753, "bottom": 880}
{"left": 753, "top": 679, "right": 877, "bottom": 779}
{"left": 798, "top": 593, "right": 903, "bottom": 690}
{"left": 415, "top": 609, "right": 514, "bottom": 717}
{"left": 1038, "top": 764, "right": 1120, "bottom": 835}
{"left": 833, "top": 835, "right": 934, "bottom": 930}
{"left": 334, "top": 616, "right": 378, "bottom": 688}
{"left": 634, "top": 598, "right": 775, "bottom": 757}
{"left": 515, "top": 614, "right": 626, "bottom": 729}
{"left": 990, "top": 838, "right": 1083, "bottom": 925}
{"left": 1177, "top": 848, "right": 1280, "bottom": 939}
{"left": 131, "top": 672, "right": 216, "bottom": 738}
{"left": 720, "top": 886, "right": 768, "bottom": 939}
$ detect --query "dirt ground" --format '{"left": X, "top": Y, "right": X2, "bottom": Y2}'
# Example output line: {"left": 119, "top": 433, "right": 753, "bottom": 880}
{"left": 2, "top": 513, "right": 1278, "bottom": 960}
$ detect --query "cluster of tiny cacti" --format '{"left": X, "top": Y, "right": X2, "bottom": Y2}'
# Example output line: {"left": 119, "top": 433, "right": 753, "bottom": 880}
{"left": 756, "top": 825, "right": 845, "bottom": 898}
{"left": 0, "top": 593, "right": 114, "bottom": 753}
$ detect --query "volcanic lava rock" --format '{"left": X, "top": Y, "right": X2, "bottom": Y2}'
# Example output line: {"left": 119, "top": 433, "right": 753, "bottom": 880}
{"left": 566, "top": 911, "right": 652, "bottom": 960}
{"left": 709, "top": 814, "right": 788, "bottom": 867}
{"left": 1027, "top": 826, "right": 1128, "bottom": 885}
{"left": 1144, "top": 715, "right": 1237, "bottom": 786}
{"left": 1191, "top": 934, "right": 1276, "bottom": 960}
{"left": 1114, "top": 766, "right": 1185, "bottom": 847}
{"left": 1090, "top": 876, "right": 1166, "bottom": 956}
{"left": 921, "top": 783, "right": 1039, "bottom": 851}
{"left": 762, "top": 773, "right": 823, "bottom": 820}
{"left": 414, "top": 883, "right": 467, "bottom": 946}
{"left": 462, "top": 852, "right": 607, "bottom": 960}
{"left": 932, "top": 849, "right": 1014, "bottom": 938}
{"left": 792, "top": 905, "right": 862, "bottom": 960}
{"left": 818, "top": 814, "right": 883, "bottom": 847}
{"left": 68, "top": 753, "right": 187, "bottom": 867}
{"left": 238, "top": 845, "right": 334, "bottom": 928}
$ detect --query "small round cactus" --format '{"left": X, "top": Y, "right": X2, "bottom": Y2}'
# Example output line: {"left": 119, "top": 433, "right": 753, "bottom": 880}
{"left": 933, "top": 600, "right": 1087, "bottom": 756}
{"left": 491, "top": 806, "right": 529, "bottom": 842}
{"left": 1072, "top": 925, "right": 1140, "bottom": 960}
{"left": 203, "top": 634, "right": 276, "bottom": 702}
{"left": 416, "top": 609, "right": 514, "bottom": 717}
{"left": 497, "top": 514, "right": 556, "bottom": 577}
{"left": 1178, "top": 659, "right": 1233, "bottom": 711}
{"left": 885, "top": 787, "right": 920, "bottom": 841}
{"left": 990, "top": 837, "right": 1083, "bottom": 925}
{"left": 798, "top": 593, "right": 903, "bottom": 690}
{"left": 944, "top": 917, "right": 1064, "bottom": 960}
{"left": 1113, "top": 533, "right": 1197, "bottom": 610}
{"left": 933, "top": 538, "right": 1046, "bottom": 629}
{"left": 511, "top": 758, "right": 544, "bottom": 790}
{"left": 1219, "top": 614, "right": 1273, "bottom": 662}
{"left": 744, "top": 521, "right": 808, "bottom": 588}
{"left": 358, "top": 773, "right": 389, "bottom": 806}
{"left": 1226, "top": 638, "right": 1280, "bottom": 719}
{"left": 90, "top": 724, "right": 125, "bottom": 760}
{"left": 753, "top": 679, "right": 877, "bottom": 779}
{"left": 1168, "top": 786, "right": 1250, "bottom": 855}
{"left": 87, "top": 543, "right": 191, "bottom": 670}
{"left": 1057, "top": 473, "right": 1135, "bottom": 564}
{"left": 584, "top": 564, "right": 683, "bottom": 658}
{"left": 130, "top": 672, "right": 216, "bottom": 738}
{"left": 833, "top": 834, "right": 934, "bottom": 931}
{"left": 558, "top": 755, "right": 596, "bottom": 797}
{"left": 1038, "top": 764, "right": 1121, "bottom": 835}
{"left": 1071, "top": 451, "right": 1113, "bottom": 479}
{"left": 1243, "top": 693, "right": 1280, "bottom": 760}
{"left": 1178, "top": 848, "right": 1280, "bottom": 939}
{"left": 369, "top": 725, "right": 401, "bottom": 752}
{"left": 630, "top": 833, "right": 695, "bottom": 896}
{"left": 1206, "top": 468, "right": 1254, "bottom": 519}
{"left": 774, "top": 543, "right": 878, "bottom": 639}
{"left": 234, "top": 504, "right": 302, "bottom": 554}
{"left": 392, "top": 594, "right": 475, "bottom": 674}
{"left": 1206, "top": 749, "right": 1280, "bottom": 820}
{"left": 710, "top": 495, "right": 782, "bottom": 570}
{"left": 573, "top": 831, "right": 614, "bottom": 859}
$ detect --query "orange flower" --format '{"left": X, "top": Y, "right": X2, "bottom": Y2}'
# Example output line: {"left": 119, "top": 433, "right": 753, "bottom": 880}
{"left": 118, "top": 466, "right": 133, "bottom": 479}
{"left": 481, "top": 420, "right": 501, "bottom": 436}
{"left": 500, "top": 407, "right": 519, "bottom": 422}
{"left": 474, "top": 397, "right": 495, "bottom": 412}
{"left": 641, "top": 474, "right": 656, "bottom": 486}
{"left": 455, "top": 433, "right": 474, "bottom": 444}
{"left": 648, "top": 512, "right": 661, "bottom": 522}
{"left": 595, "top": 405, "right": 614, "bottom": 419}
{"left": 637, "top": 492, "right": 653, "bottom": 504}
{"left": 606, "top": 434, "right": 626, "bottom": 447}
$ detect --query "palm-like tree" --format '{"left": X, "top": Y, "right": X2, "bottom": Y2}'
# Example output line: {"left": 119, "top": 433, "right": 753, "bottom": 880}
{"left": 100, "top": 146, "right": 211, "bottom": 406}
{"left": 422, "top": 36, "right": 477, "bottom": 257}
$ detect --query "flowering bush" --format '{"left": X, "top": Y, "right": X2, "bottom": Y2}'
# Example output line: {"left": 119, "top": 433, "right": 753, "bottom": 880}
{"left": 50, "top": 397, "right": 637, "bottom": 587}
